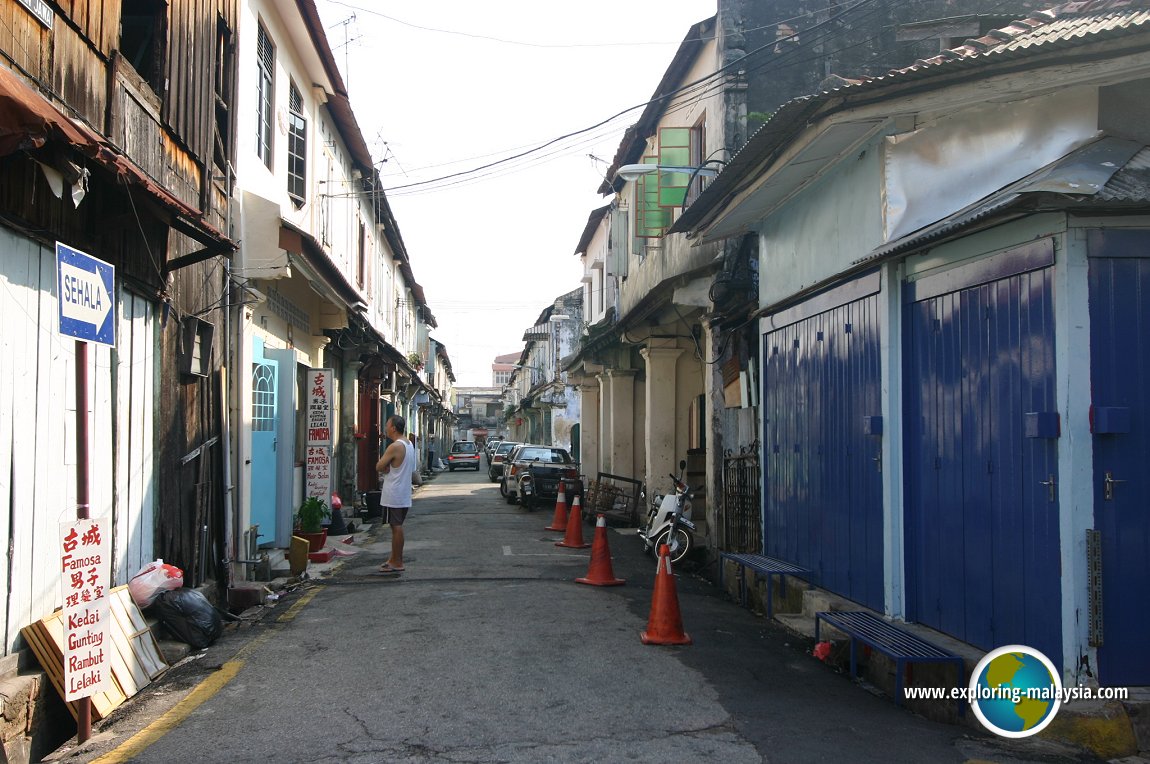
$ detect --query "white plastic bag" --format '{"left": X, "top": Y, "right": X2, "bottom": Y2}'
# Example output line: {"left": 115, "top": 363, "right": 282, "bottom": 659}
{"left": 128, "top": 559, "right": 184, "bottom": 608}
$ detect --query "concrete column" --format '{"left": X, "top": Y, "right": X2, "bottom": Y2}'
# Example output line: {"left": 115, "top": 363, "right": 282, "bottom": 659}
{"left": 641, "top": 346, "right": 684, "bottom": 488}
{"left": 577, "top": 382, "right": 601, "bottom": 478}
{"left": 340, "top": 360, "right": 364, "bottom": 500}
{"left": 604, "top": 369, "right": 637, "bottom": 478}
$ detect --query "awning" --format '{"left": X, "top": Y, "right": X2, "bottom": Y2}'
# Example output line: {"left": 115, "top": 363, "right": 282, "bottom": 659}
{"left": 0, "top": 63, "right": 234, "bottom": 255}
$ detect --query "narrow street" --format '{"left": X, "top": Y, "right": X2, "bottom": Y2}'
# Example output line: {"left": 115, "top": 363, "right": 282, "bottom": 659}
{"left": 51, "top": 471, "right": 1099, "bottom": 764}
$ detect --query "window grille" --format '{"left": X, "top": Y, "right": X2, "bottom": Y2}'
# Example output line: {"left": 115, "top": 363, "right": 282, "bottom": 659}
{"left": 251, "top": 363, "right": 276, "bottom": 431}
{"left": 267, "top": 288, "right": 311, "bottom": 333}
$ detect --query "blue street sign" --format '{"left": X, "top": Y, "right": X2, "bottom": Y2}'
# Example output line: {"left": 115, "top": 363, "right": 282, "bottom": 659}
{"left": 56, "top": 242, "right": 115, "bottom": 346}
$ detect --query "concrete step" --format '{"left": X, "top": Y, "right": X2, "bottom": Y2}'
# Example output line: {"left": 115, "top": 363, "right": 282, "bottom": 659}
{"left": 799, "top": 587, "right": 856, "bottom": 619}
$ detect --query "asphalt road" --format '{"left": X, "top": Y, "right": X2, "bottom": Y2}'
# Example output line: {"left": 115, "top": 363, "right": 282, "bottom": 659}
{"left": 44, "top": 468, "right": 1103, "bottom": 763}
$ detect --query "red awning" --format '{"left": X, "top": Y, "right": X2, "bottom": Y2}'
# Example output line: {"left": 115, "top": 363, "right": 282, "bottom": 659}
{"left": 0, "top": 64, "right": 233, "bottom": 252}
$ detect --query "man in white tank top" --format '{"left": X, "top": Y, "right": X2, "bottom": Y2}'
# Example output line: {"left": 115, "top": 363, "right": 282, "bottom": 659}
{"left": 376, "top": 414, "right": 416, "bottom": 573}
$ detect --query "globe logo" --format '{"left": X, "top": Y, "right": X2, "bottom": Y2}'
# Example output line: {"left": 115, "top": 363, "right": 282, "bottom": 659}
{"left": 969, "top": 645, "right": 1062, "bottom": 738}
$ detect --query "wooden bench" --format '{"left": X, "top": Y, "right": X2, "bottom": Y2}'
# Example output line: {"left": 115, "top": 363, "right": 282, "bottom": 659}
{"left": 815, "top": 610, "right": 965, "bottom": 714}
{"left": 719, "top": 552, "right": 811, "bottom": 617}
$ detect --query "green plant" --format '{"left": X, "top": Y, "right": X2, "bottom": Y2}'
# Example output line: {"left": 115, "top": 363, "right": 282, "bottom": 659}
{"left": 406, "top": 351, "right": 425, "bottom": 370}
{"left": 295, "top": 496, "right": 330, "bottom": 533}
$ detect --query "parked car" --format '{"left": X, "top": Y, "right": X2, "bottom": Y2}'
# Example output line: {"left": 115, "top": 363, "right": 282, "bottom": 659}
{"left": 503, "top": 444, "right": 581, "bottom": 510}
{"left": 447, "top": 441, "right": 481, "bottom": 471}
{"left": 484, "top": 437, "right": 504, "bottom": 462}
{"left": 488, "top": 440, "right": 520, "bottom": 482}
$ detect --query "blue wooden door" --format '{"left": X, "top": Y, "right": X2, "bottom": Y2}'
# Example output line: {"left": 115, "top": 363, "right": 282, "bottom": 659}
{"left": 763, "top": 281, "right": 884, "bottom": 610}
{"left": 251, "top": 339, "right": 278, "bottom": 547}
{"left": 1088, "top": 230, "right": 1150, "bottom": 685}
{"left": 903, "top": 246, "right": 1061, "bottom": 664}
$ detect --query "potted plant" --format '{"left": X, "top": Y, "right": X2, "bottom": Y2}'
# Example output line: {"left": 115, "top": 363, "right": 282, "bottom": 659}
{"left": 294, "top": 496, "right": 330, "bottom": 552}
{"left": 406, "top": 351, "right": 425, "bottom": 371}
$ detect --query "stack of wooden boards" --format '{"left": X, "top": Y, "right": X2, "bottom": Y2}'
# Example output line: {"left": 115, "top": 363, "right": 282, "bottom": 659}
{"left": 21, "top": 585, "right": 169, "bottom": 719}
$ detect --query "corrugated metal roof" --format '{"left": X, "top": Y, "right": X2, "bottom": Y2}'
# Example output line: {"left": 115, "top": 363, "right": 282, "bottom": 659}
{"left": 1094, "top": 146, "right": 1150, "bottom": 201}
{"left": 856, "top": 136, "right": 1148, "bottom": 263}
{"left": 674, "top": 0, "right": 1150, "bottom": 235}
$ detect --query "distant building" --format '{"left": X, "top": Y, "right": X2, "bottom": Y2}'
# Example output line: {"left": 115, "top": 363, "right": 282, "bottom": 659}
{"left": 492, "top": 352, "right": 520, "bottom": 387}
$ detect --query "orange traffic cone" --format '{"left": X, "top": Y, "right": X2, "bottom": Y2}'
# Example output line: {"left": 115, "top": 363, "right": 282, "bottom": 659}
{"left": 640, "top": 544, "right": 692, "bottom": 645}
{"left": 576, "top": 514, "right": 625, "bottom": 586}
{"left": 544, "top": 480, "right": 568, "bottom": 531}
{"left": 556, "top": 495, "right": 590, "bottom": 548}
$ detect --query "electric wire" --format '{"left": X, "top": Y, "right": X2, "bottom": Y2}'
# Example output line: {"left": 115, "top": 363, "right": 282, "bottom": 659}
{"left": 376, "top": 0, "right": 885, "bottom": 194}
{"left": 374, "top": 0, "right": 1031, "bottom": 197}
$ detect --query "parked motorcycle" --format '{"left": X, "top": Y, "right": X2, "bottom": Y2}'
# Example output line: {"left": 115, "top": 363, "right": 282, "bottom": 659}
{"left": 638, "top": 460, "right": 696, "bottom": 564}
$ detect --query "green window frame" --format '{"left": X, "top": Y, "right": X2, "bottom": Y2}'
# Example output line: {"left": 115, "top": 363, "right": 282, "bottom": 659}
{"left": 656, "top": 127, "right": 693, "bottom": 208}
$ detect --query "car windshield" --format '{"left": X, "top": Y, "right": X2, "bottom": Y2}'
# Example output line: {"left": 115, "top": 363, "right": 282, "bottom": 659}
{"left": 452, "top": 443, "right": 477, "bottom": 453}
{"left": 496, "top": 442, "right": 518, "bottom": 455}
{"left": 516, "top": 447, "right": 570, "bottom": 463}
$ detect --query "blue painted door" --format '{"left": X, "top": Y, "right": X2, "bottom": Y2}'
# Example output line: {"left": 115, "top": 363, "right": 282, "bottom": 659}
{"left": 763, "top": 283, "right": 884, "bottom": 610}
{"left": 1088, "top": 230, "right": 1150, "bottom": 685}
{"left": 903, "top": 248, "right": 1061, "bottom": 664}
{"left": 251, "top": 339, "right": 278, "bottom": 547}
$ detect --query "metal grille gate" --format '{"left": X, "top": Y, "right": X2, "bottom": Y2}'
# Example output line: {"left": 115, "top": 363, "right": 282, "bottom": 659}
{"left": 722, "top": 442, "right": 761, "bottom": 552}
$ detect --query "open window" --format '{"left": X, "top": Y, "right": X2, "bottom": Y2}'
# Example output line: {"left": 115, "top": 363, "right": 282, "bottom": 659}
{"left": 119, "top": 0, "right": 168, "bottom": 95}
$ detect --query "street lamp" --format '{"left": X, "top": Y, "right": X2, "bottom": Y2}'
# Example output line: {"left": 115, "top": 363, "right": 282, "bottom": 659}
{"left": 615, "top": 163, "right": 722, "bottom": 182}
{"left": 614, "top": 159, "right": 727, "bottom": 210}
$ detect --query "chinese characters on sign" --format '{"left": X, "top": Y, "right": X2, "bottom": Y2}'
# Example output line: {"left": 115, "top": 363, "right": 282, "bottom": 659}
{"left": 305, "top": 368, "right": 333, "bottom": 500}
{"left": 60, "top": 518, "right": 110, "bottom": 701}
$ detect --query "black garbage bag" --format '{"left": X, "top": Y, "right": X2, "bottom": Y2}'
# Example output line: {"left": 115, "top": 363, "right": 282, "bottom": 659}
{"left": 152, "top": 588, "right": 223, "bottom": 649}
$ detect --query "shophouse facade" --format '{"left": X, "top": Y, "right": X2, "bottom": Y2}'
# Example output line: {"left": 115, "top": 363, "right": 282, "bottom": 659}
{"left": 674, "top": 0, "right": 1150, "bottom": 686}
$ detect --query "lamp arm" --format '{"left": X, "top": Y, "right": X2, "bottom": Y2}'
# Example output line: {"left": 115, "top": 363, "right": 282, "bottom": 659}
{"left": 682, "top": 158, "right": 727, "bottom": 211}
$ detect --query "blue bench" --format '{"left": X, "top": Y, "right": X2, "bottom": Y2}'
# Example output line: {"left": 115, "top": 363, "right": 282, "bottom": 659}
{"left": 719, "top": 553, "right": 811, "bottom": 617}
{"left": 815, "top": 610, "right": 965, "bottom": 714}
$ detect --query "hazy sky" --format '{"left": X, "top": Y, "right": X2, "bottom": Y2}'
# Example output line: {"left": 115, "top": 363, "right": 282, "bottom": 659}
{"left": 312, "top": 1, "right": 717, "bottom": 386}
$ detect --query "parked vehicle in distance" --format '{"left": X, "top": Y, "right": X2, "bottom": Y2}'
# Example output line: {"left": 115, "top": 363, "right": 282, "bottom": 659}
{"left": 484, "top": 437, "right": 503, "bottom": 460}
{"left": 503, "top": 444, "right": 581, "bottom": 510}
{"left": 447, "top": 441, "right": 481, "bottom": 471}
{"left": 488, "top": 440, "right": 520, "bottom": 482}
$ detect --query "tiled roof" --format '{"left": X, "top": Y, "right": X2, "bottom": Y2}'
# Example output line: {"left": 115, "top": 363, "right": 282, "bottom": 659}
{"left": 821, "top": 0, "right": 1150, "bottom": 93}
{"left": 673, "top": 0, "right": 1150, "bottom": 235}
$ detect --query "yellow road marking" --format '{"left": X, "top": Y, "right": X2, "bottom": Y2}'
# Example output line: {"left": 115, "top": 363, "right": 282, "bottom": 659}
{"left": 92, "top": 660, "right": 242, "bottom": 763}
{"left": 94, "top": 585, "right": 324, "bottom": 762}
{"left": 277, "top": 585, "right": 323, "bottom": 622}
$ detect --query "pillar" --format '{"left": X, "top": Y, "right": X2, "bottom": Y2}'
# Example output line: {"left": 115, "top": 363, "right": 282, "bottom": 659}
{"left": 578, "top": 382, "right": 601, "bottom": 478}
{"left": 603, "top": 369, "right": 637, "bottom": 478}
{"left": 641, "top": 346, "right": 684, "bottom": 489}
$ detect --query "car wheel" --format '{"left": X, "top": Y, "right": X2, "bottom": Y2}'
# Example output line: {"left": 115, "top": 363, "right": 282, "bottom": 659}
{"left": 499, "top": 478, "right": 509, "bottom": 497}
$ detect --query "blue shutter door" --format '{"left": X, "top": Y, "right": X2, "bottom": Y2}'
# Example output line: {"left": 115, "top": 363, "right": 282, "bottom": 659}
{"left": 1088, "top": 230, "right": 1150, "bottom": 685}
{"left": 904, "top": 263, "right": 1061, "bottom": 664}
{"left": 763, "top": 289, "right": 883, "bottom": 609}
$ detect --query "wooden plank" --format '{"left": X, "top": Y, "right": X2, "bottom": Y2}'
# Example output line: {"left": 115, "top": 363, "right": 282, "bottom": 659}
{"left": 20, "top": 589, "right": 167, "bottom": 721}
{"left": 36, "top": 613, "right": 122, "bottom": 719}
{"left": 110, "top": 587, "right": 168, "bottom": 679}
{"left": 107, "top": 596, "right": 145, "bottom": 694}
{"left": 20, "top": 622, "right": 77, "bottom": 722}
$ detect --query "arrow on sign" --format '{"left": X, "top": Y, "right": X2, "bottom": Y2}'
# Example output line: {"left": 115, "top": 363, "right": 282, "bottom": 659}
{"left": 56, "top": 242, "right": 115, "bottom": 346}
{"left": 59, "top": 261, "right": 112, "bottom": 328}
